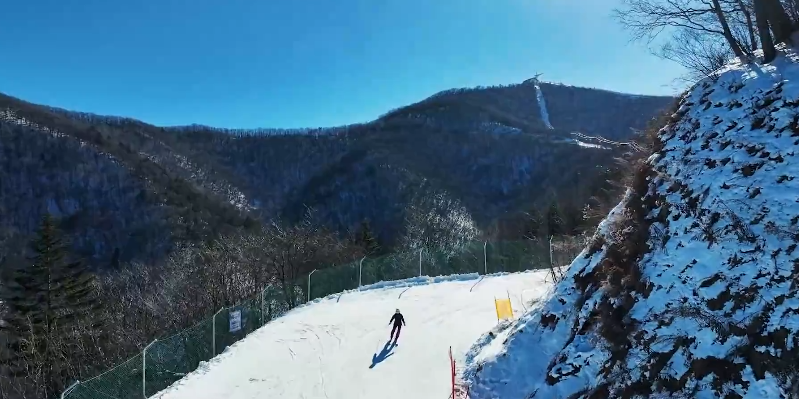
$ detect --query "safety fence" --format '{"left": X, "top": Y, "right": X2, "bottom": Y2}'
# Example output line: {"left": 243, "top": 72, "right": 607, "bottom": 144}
{"left": 59, "top": 239, "right": 581, "bottom": 399}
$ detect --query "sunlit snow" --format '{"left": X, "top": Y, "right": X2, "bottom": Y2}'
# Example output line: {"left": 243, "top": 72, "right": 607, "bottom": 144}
{"left": 150, "top": 270, "right": 555, "bottom": 399}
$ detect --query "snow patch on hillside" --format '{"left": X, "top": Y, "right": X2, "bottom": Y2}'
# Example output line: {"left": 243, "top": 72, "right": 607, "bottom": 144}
{"left": 570, "top": 132, "right": 645, "bottom": 152}
{"left": 463, "top": 48, "right": 799, "bottom": 398}
{"left": 480, "top": 121, "right": 523, "bottom": 135}
{"left": 533, "top": 82, "right": 555, "bottom": 129}
{"left": 1, "top": 108, "right": 121, "bottom": 163}
{"left": 1, "top": 108, "right": 254, "bottom": 211}
{"left": 574, "top": 140, "right": 610, "bottom": 150}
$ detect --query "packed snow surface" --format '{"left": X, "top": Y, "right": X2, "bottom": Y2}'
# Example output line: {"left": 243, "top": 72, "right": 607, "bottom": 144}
{"left": 150, "top": 270, "right": 554, "bottom": 399}
{"left": 464, "top": 48, "right": 799, "bottom": 398}
{"left": 533, "top": 81, "right": 555, "bottom": 129}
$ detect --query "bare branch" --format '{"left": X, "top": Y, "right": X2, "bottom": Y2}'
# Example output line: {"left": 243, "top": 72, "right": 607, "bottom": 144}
{"left": 659, "top": 29, "right": 734, "bottom": 82}
{"left": 613, "top": 0, "right": 725, "bottom": 43}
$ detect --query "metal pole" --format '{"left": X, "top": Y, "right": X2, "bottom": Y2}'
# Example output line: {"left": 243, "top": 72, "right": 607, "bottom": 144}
{"left": 61, "top": 380, "right": 80, "bottom": 399}
{"left": 483, "top": 241, "right": 488, "bottom": 275}
{"left": 549, "top": 235, "right": 557, "bottom": 283}
{"left": 449, "top": 346, "right": 455, "bottom": 399}
{"left": 308, "top": 269, "right": 317, "bottom": 302}
{"left": 143, "top": 339, "right": 158, "bottom": 398}
{"left": 358, "top": 257, "right": 366, "bottom": 289}
{"left": 419, "top": 248, "right": 423, "bottom": 277}
{"left": 212, "top": 307, "right": 223, "bottom": 357}
{"left": 551, "top": 235, "right": 557, "bottom": 280}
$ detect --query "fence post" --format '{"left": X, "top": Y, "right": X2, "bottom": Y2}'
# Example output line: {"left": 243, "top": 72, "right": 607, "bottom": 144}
{"left": 419, "top": 248, "right": 423, "bottom": 277}
{"left": 358, "top": 257, "right": 366, "bottom": 289}
{"left": 212, "top": 307, "right": 224, "bottom": 357}
{"left": 548, "top": 235, "right": 557, "bottom": 282}
{"left": 142, "top": 339, "right": 158, "bottom": 398}
{"left": 308, "top": 269, "right": 317, "bottom": 302}
{"left": 449, "top": 346, "right": 455, "bottom": 399}
{"left": 60, "top": 380, "right": 80, "bottom": 399}
{"left": 483, "top": 241, "right": 488, "bottom": 275}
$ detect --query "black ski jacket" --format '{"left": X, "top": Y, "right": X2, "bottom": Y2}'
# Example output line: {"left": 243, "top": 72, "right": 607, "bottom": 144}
{"left": 390, "top": 313, "right": 406, "bottom": 326}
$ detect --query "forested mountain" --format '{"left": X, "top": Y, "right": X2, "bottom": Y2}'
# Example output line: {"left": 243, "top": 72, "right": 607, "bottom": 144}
{"left": 0, "top": 80, "right": 673, "bottom": 268}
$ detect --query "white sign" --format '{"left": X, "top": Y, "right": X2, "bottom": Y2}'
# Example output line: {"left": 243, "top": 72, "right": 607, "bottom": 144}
{"left": 229, "top": 310, "right": 242, "bottom": 333}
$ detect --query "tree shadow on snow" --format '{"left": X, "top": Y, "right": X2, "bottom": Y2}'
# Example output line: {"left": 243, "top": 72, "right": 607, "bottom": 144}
{"left": 368, "top": 341, "right": 397, "bottom": 369}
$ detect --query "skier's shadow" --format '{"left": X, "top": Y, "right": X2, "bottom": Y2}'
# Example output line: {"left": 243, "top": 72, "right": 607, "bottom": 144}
{"left": 368, "top": 341, "right": 397, "bottom": 369}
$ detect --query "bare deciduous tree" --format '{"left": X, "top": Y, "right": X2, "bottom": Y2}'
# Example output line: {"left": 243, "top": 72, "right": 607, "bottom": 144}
{"left": 260, "top": 214, "right": 362, "bottom": 307}
{"left": 755, "top": 0, "right": 779, "bottom": 61}
{"left": 764, "top": 0, "right": 794, "bottom": 42}
{"left": 400, "top": 186, "right": 480, "bottom": 252}
{"left": 660, "top": 29, "right": 735, "bottom": 82}
{"left": 615, "top": 0, "right": 799, "bottom": 79}
{"left": 755, "top": 0, "right": 796, "bottom": 62}
{"left": 614, "top": 0, "right": 726, "bottom": 41}
{"left": 731, "top": 0, "right": 758, "bottom": 51}
{"left": 0, "top": 212, "right": 367, "bottom": 399}
{"left": 613, "top": 0, "right": 758, "bottom": 80}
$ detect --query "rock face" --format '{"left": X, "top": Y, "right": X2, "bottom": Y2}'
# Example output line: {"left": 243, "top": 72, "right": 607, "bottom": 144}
{"left": 462, "top": 49, "right": 799, "bottom": 398}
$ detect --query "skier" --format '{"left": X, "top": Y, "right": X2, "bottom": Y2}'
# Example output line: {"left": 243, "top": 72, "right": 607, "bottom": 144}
{"left": 388, "top": 309, "right": 406, "bottom": 342}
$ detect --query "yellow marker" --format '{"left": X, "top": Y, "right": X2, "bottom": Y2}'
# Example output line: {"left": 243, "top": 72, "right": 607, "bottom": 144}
{"left": 494, "top": 298, "right": 513, "bottom": 321}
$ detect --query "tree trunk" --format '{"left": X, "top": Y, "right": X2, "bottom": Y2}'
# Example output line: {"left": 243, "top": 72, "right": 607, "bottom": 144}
{"left": 755, "top": 0, "right": 777, "bottom": 62}
{"left": 737, "top": 0, "right": 759, "bottom": 50}
{"left": 762, "top": 0, "right": 794, "bottom": 43}
{"left": 711, "top": 0, "right": 747, "bottom": 58}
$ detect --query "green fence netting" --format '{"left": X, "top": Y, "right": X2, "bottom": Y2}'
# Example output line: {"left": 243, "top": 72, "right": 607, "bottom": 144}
{"left": 361, "top": 249, "right": 420, "bottom": 286}
{"left": 486, "top": 240, "right": 550, "bottom": 274}
{"left": 64, "top": 354, "right": 143, "bottom": 399}
{"left": 425, "top": 241, "right": 486, "bottom": 276}
{"left": 143, "top": 318, "right": 215, "bottom": 397}
{"left": 63, "top": 284, "right": 292, "bottom": 399}
{"left": 60, "top": 239, "right": 574, "bottom": 399}
{"left": 307, "top": 259, "right": 360, "bottom": 300}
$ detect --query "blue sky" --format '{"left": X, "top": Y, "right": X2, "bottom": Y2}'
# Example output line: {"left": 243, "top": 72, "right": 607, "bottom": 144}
{"left": 0, "top": 0, "right": 686, "bottom": 129}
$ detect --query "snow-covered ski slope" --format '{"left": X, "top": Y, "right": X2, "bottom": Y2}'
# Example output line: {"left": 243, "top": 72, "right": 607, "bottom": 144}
{"left": 532, "top": 80, "right": 555, "bottom": 129}
{"left": 151, "top": 270, "right": 554, "bottom": 399}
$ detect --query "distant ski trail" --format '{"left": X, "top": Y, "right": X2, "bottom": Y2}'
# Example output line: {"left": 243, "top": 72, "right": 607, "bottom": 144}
{"left": 533, "top": 82, "right": 555, "bottom": 129}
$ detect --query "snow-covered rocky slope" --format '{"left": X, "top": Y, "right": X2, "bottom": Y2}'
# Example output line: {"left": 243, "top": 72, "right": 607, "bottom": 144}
{"left": 462, "top": 49, "right": 799, "bottom": 398}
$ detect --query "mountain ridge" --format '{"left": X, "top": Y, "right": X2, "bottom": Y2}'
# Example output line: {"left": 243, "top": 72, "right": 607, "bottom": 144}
{"left": 30, "top": 78, "right": 672, "bottom": 133}
{"left": 0, "top": 80, "right": 673, "bottom": 267}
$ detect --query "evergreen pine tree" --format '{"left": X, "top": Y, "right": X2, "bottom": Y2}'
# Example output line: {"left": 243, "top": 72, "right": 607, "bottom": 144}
{"left": 110, "top": 247, "right": 121, "bottom": 269}
{"left": 0, "top": 214, "right": 101, "bottom": 397}
{"left": 357, "top": 220, "right": 381, "bottom": 256}
{"left": 520, "top": 207, "right": 543, "bottom": 240}
{"left": 546, "top": 200, "right": 564, "bottom": 237}
{"left": 558, "top": 200, "right": 584, "bottom": 236}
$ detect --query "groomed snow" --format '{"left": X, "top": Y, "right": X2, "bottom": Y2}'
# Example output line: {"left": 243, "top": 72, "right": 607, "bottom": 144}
{"left": 150, "top": 270, "right": 554, "bottom": 399}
